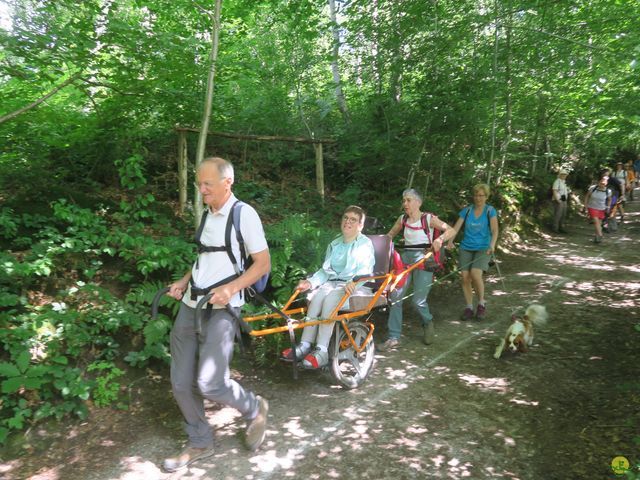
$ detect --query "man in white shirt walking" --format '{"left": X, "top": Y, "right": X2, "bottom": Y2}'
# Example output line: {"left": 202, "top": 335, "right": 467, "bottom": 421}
{"left": 552, "top": 169, "right": 570, "bottom": 233}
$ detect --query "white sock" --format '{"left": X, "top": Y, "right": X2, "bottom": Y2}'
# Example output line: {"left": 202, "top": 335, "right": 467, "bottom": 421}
{"left": 316, "top": 345, "right": 328, "bottom": 352}
{"left": 300, "top": 341, "right": 311, "bottom": 350}
{"left": 478, "top": 301, "right": 485, "bottom": 306}
{"left": 466, "top": 304, "right": 473, "bottom": 309}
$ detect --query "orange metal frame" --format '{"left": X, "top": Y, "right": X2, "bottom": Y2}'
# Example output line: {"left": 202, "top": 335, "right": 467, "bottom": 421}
{"left": 244, "top": 252, "right": 433, "bottom": 353}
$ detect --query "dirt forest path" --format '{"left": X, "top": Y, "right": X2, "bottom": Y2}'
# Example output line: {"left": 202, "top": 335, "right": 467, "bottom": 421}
{"left": 2, "top": 198, "right": 639, "bottom": 480}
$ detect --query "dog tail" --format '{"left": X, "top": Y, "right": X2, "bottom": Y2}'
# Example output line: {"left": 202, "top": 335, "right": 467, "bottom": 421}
{"left": 525, "top": 303, "right": 548, "bottom": 326}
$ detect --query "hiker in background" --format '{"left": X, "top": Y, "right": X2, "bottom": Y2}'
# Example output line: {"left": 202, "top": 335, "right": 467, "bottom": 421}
{"left": 625, "top": 161, "right": 635, "bottom": 200}
{"left": 634, "top": 155, "right": 640, "bottom": 185}
{"left": 280, "top": 205, "right": 375, "bottom": 369}
{"left": 377, "top": 188, "right": 456, "bottom": 351}
{"left": 600, "top": 167, "right": 624, "bottom": 229}
{"left": 583, "top": 173, "right": 611, "bottom": 244}
{"left": 612, "top": 162, "right": 628, "bottom": 202}
{"left": 551, "top": 169, "right": 570, "bottom": 233}
{"left": 447, "top": 184, "right": 499, "bottom": 321}
{"left": 162, "top": 157, "right": 270, "bottom": 472}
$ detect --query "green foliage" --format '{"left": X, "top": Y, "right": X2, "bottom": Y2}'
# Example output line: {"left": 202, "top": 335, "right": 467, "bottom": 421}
{"left": 265, "top": 213, "right": 332, "bottom": 302}
{"left": 0, "top": 345, "right": 91, "bottom": 445}
{"left": 0, "top": 190, "right": 190, "bottom": 444}
{"left": 115, "top": 154, "right": 159, "bottom": 221}
{"left": 0, "top": 208, "right": 19, "bottom": 240}
{"left": 87, "top": 361, "right": 124, "bottom": 408}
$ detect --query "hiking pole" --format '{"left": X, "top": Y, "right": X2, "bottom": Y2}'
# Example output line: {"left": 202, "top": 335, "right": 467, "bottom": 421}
{"left": 490, "top": 253, "right": 508, "bottom": 294}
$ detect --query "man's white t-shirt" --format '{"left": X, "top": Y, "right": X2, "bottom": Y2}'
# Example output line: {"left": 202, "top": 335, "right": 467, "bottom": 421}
{"left": 183, "top": 193, "right": 268, "bottom": 309}
{"left": 552, "top": 178, "right": 569, "bottom": 200}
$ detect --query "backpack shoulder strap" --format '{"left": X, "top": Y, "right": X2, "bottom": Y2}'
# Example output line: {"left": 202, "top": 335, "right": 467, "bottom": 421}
{"left": 232, "top": 201, "right": 247, "bottom": 267}
{"left": 423, "top": 212, "right": 433, "bottom": 242}
{"left": 225, "top": 201, "right": 242, "bottom": 274}
{"left": 462, "top": 205, "right": 472, "bottom": 225}
{"left": 194, "top": 208, "right": 209, "bottom": 245}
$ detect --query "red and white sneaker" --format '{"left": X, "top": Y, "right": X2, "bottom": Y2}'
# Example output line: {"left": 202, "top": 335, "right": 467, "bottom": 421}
{"left": 280, "top": 344, "right": 311, "bottom": 362}
{"left": 302, "top": 348, "right": 328, "bottom": 369}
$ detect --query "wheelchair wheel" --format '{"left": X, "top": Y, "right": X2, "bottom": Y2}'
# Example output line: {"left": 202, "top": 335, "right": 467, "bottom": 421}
{"left": 329, "top": 321, "right": 375, "bottom": 389}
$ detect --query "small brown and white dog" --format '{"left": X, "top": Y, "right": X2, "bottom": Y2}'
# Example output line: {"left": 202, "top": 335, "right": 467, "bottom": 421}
{"left": 494, "top": 304, "right": 548, "bottom": 359}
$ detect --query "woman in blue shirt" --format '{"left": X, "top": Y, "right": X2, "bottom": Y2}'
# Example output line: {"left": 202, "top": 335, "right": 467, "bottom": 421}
{"left": 448, "top": 184, "right": 499, "bottom": 321}
{"left": 281, "top": 205, "right": 375, "bottom": 369}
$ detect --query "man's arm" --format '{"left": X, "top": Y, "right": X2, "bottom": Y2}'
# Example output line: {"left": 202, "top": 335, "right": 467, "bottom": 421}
{"left": 552, "top": 179, "right": 561, "bottom": 201}
{"left": 168, "top": 271, "right": 192, "bottom": 300}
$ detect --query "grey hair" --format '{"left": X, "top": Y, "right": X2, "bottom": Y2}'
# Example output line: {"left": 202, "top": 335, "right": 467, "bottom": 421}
{"left": 402, "top": 188, "right": 423, "bottom": 203}
{"left": 200, "top": 157, "right": 235, "bottom": 182}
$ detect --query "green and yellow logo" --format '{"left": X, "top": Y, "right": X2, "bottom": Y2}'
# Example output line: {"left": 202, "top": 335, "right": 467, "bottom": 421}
{"left": 611, "top": 456, "right": 630, "bottom": 476}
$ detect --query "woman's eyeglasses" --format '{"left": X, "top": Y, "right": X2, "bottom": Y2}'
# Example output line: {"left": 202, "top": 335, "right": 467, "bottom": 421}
{"left": 342, "top": 215, "right": 360, "bottom": 224}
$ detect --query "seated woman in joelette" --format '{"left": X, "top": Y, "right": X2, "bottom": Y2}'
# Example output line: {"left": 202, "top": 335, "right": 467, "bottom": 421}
{"left": 281, "top": 206, "right": 375, "bottom": 369}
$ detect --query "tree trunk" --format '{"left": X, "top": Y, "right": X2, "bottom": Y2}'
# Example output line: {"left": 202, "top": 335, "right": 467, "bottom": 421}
{"left": 328, "top": 0, "right": 350, "bottom": 124}
{"left": 177, "top": 129, "right": 188, "bottom": 215}
{"left": 497, "top": 20, "right": 512, "bottom": 184}
{"left": 487, "top": 5, "right": 499, "bottom": 187}
{"left": 314, "top": 142, "right": 325, "bottom": 204}
{"left": 194, "top": 0, "right": 222, "bottom": 228}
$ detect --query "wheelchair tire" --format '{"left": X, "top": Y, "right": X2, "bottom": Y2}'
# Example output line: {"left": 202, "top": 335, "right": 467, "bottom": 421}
{"left": 329, "top": 321, "right": 375, "bottom": 389}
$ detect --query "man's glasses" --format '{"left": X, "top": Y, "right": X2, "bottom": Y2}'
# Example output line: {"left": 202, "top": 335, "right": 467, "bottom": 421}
{"left": 194, "top": 179, "right": 225, "bottom": 189}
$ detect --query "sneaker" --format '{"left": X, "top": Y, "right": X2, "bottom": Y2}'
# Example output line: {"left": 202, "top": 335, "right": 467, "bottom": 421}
{"left": 475, "top": 304, "right": 486, "bottom": 320}
{"left": 461, "top": 307, "right": 474, "bottom": 321}
{"left": 594, "top": 235, "right": 603, "bottom": 244}
{"left": 302, "top": 348, "right": 329, "bottom": 369}
{"left": 423, "top": 322, "right": 435, "bottom": 345}
{"left": 376, "top": 338, "right": 400, "bottom": 352}
{"left": 245, "top": 396, "right": 269, "bottom": 451}
{"left": 280, "top": 343, "right": 311, "bottom": 362}
{"left": 163, "top": 446, "right": 215, "bottom": 472}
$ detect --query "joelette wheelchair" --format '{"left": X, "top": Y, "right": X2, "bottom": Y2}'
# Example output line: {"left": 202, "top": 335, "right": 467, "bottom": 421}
{"left": 152, "top": 235, "right": 433, "bottom": 390}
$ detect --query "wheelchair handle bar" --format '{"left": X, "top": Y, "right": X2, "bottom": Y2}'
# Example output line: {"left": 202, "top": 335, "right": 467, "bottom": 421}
{"left": 151, "top": 287, "right": 171, "bottom": 320}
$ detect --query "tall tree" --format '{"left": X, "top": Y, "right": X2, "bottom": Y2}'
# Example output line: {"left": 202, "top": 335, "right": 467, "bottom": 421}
{"left": 327, "top": 0, "right": 350, "bottom": 124}
{"left": 194, "top": 0, "right": 223, "bottom": 227}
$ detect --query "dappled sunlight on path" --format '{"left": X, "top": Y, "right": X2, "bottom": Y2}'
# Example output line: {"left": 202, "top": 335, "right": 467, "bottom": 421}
{"left": 2, "top": 200, "right": 638, "bottom": 480}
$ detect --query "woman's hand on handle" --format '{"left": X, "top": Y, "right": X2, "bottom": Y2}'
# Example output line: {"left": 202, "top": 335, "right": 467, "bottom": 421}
{"left": 296, "top": 279, "right": 312, "bottom": 292}
{"left": 345, "top": 281, "right": 356, "bottom": 295}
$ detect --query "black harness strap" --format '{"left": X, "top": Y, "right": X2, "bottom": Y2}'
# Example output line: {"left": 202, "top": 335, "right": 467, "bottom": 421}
{"left": 189, "top": 273, "right": 240, "bottom": 301}
{"left": 194, "top": 201, "right": 247, "bottom": 297}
